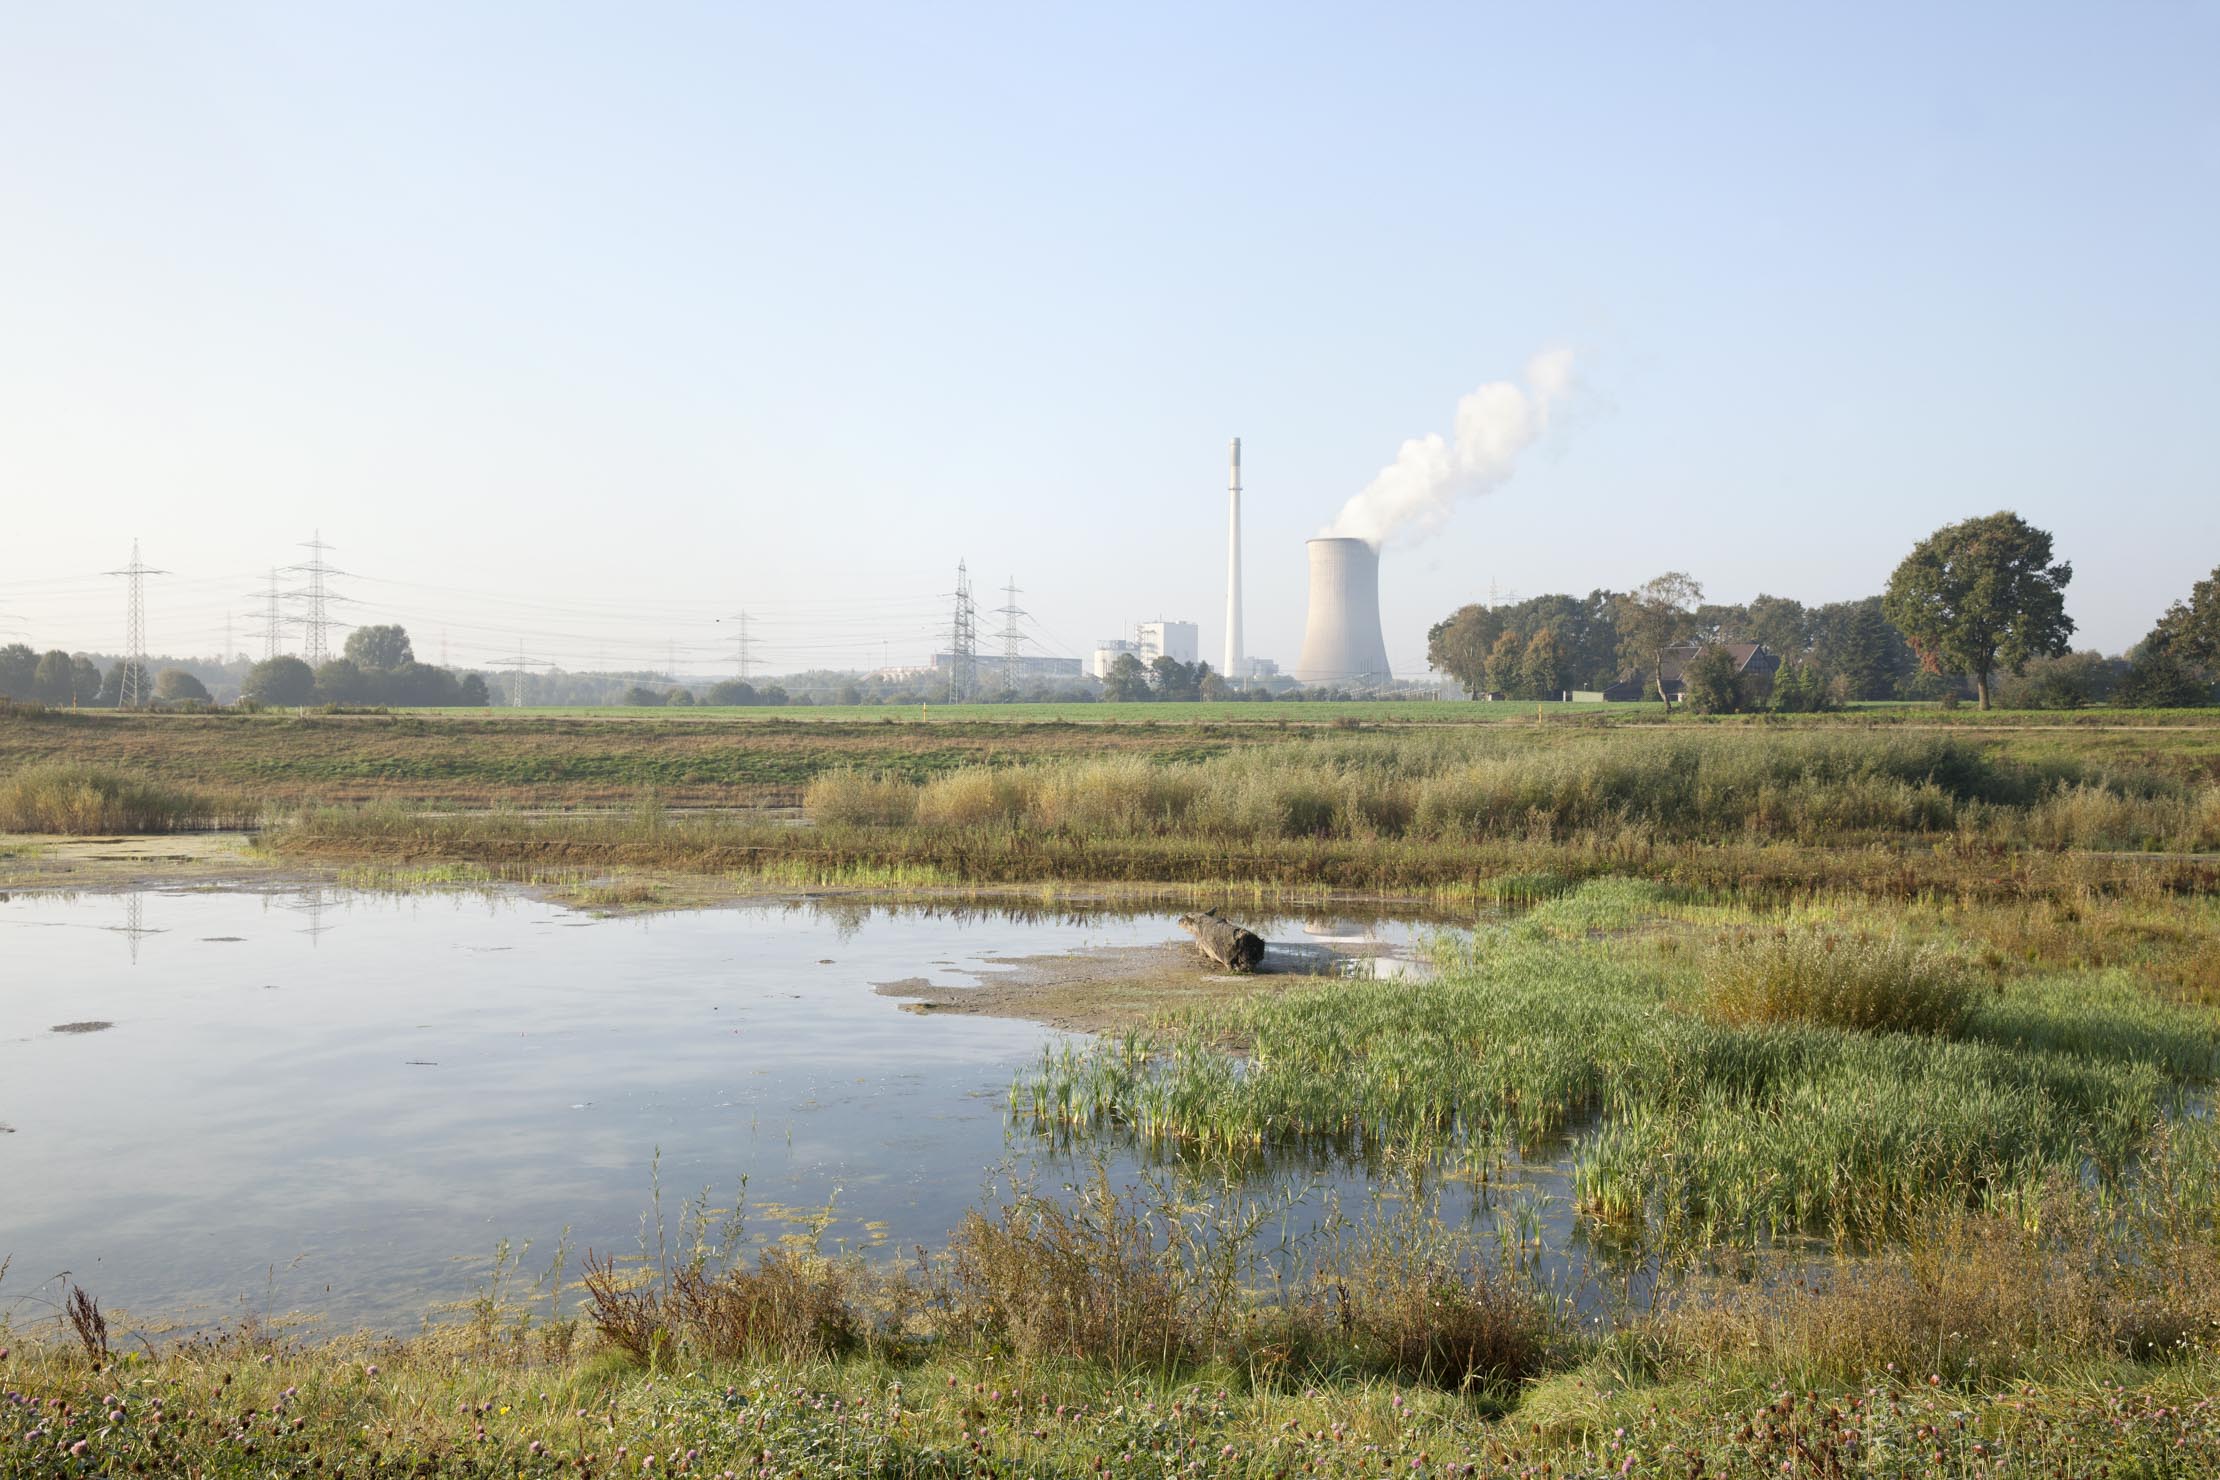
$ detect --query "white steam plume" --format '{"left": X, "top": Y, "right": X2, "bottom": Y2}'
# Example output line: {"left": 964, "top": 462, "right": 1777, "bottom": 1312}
{"left": 1326, "top": 348, "right": 1574, "bottom": 546}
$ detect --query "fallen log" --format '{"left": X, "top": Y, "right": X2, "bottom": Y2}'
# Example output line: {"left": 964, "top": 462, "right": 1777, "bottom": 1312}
{"left": 1177, "top": 909, "right": 1265, "bottom": 972}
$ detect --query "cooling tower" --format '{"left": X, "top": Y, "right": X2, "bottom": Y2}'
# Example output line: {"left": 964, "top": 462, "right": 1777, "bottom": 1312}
{"left": 1295, "top": 538, "right": 1392, "bottom": 683}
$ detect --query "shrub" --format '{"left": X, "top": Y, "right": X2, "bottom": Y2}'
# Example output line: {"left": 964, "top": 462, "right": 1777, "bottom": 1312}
{"left": 1701, "top": 927, "right": 1976, "bottom": 1036}
{"left": 946, "top": 1169, "right": 1187, "bottom": 1368}
{"left": 803, "top": 770, "right": 918, "bottom": 827}
{"left": 580, "top": 1247, "right": 856, "bottom": 1365}
{"left": 1314, "top": 1192, "right": 1550, "bottom": 1389}
{"left": 913, "top": 768, "right": 1028, "bottom": 829}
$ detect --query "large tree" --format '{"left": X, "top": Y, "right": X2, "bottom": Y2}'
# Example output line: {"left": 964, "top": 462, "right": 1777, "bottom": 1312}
{"left": 32, "top": 649, "right": 74, "bottom": 703}
{"left": 1425, "top": 605, "right": 1501, "bottom": 695}
{"left": 1741, "top": 594, "right": 1811, "bottom": 664}
{"left": 1883, "top": 511, "right": 2073, "bottom": 710}
{"left": 0, "top": 643, "right": 37, "bottom": 699}
{"left": 1810, "top": 597, "right": 1917, "bottom": 701}
{"left": 155, "top": 668, "right": 210, "bottom": 702}
{"left": 1101, "top": 653, "right": 1150, "bottom": 702}
{"left": 2117, "top": 565, "right": 2220, "bottom": 708}
{"left": 2145, "top": 565, "right": 2220, "bottom": 671}
{"left": 243, "top": 655, "right": 316, "bottom": 706}
{"left": 1614, "top": 573, "right": 1705, "bottom": 709}
{"left": 1482, "top": 629, "right": 1526, "bottom": 696}
{"left": 343, "top": 624, "right": 415, "bottom": 671}
{"left": 1518, "top": 627, "right": 1569, "bottom": 700}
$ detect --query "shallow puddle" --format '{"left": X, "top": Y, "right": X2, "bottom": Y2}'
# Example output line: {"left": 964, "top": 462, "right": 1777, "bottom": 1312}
{"left": 0, "top": 886, "right": 1497, "bottom": 1332}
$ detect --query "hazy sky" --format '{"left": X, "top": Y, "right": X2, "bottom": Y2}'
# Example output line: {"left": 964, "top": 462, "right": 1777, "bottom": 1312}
{"left": 2, "top": 2, "right": 2215, "bottom": 676}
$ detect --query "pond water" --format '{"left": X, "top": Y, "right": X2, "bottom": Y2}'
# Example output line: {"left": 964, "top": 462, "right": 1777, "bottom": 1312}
{"left": 1, "top": 886, "right": 1570, "bottom": 1335}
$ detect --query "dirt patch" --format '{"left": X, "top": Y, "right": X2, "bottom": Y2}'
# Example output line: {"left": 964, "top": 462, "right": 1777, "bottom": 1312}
{"left": 0, "top": 831, "right": 292, "bottom": 892}
{"left": 873, "top": 933, "right": 1394, "bottom": 1035}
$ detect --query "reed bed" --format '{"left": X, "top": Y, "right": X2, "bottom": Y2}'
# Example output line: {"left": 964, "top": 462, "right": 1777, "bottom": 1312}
{"left": 806, "top": 729, "right": 2220, "bottom": 851}
{"left": 0, "top": 762, "right": 242, "bottom": 832}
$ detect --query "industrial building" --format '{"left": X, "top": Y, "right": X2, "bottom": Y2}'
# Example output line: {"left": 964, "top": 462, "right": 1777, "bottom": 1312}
{"left": 1137, "top": 620, "right": 1198, "bottom": 665}
{"left": 876, "top": 653, "right": 1083, "bottom": 684}
{"left": 1294, "top": 538, "right": 1393, "bottom": 683}
{"left": 1089, "top": 639, "right": 1140, "bottom": 679}
{"left": 1092, "top": 620, "right": 1200, "bottom": 678}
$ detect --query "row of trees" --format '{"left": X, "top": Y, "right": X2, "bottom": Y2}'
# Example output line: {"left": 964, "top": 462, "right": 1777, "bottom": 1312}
{"left": 1431, "top": 513, "right": 2216, "bottom": 711}
{"left": 622, "top": 679, "right": 796, "bottom": 707}
{"left": 0, "top": 646, "right": 223, "bottom": 707}
{"left": 1100, "top": 654, "right": 1235, "bottom": 702}
{"left": 1427, "top": 586, "right": 1923, "bottom": 705}
{"left": 239, "top": 626, "right": 489, "bottom": 707}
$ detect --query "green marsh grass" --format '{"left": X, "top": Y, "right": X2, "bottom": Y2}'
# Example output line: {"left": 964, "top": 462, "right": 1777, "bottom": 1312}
{"left": 1020, "top": 882, "right": 2217, "bottom": 1251}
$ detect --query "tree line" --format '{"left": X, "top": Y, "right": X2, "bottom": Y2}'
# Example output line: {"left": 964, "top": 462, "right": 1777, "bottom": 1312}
{"left": 233, "top": 626, "right": 490, "bottom": 707}
{"left": 1430, "top": 512, "right": 2217, "bottom": 711}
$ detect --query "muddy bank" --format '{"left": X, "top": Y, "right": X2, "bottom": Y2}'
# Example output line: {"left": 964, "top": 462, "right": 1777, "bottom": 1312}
{"left": 874, "top": 929, "right": 1415, "bottom": 1035}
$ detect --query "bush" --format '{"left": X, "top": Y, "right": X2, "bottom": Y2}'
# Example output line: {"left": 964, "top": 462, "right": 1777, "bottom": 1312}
{"left": 581, "top": 1247, "right": 857, "bottom": 1365}
{"left": 1682, "top": 645, "right": 1747, "bottom": 715}
{"left": 153, "top": 668, "right": 209, "bottom": 702}
{"left": 914, "top": 768, "right": 1028, "bottom": 828}
{"left": 947, "top": 1169, "right": 1187, "bottom": 1367}
{"left": 803, "top": 770, "right": 918, "bottom": 827}
{"left": 1701, "top": 927, "right": 1976, "bottom": 1036}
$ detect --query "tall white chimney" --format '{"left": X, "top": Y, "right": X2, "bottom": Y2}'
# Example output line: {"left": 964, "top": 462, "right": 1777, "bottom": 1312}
{"left": 1223, "top": 437, "right": 1243, "bottom": 681}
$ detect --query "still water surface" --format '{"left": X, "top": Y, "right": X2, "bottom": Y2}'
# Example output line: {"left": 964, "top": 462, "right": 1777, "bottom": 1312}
{"left": 2, "top": 887, "right": 1491, "bottom": 1333}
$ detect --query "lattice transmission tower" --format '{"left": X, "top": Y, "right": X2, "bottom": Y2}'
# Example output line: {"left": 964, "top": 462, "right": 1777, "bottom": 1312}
{"left": 995, "top": 577, "right": 1026, "bottom": 693}
{"left": 946, "top": 560, "right": 977, "bottom": 702}
{"left": 256, "top": 568, "right": 286, "bottom": 659}
{"left": 721, "top": 611, "right": 755, "bottom": 680}
{"left": 105, "top": 539, "right": 168, "bottom": 709}
{"left": 288, "top": 532, "right": 344, "bottom": 666}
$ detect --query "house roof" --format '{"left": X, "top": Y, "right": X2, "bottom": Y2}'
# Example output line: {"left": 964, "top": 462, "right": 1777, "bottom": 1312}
{"left": 1656, "top": 641, "right": 1779, "bottom": 681}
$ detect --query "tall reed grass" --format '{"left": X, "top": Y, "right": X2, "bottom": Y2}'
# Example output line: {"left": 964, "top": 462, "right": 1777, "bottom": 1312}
{"left": 804, "top": 731, "right": 2220, "bottom": 851}
{"left": 0, "top": 762, "right": 236, "bottom": 833}
{"left": 1699, "top": 928, "right": 1977, "bottom": 1035}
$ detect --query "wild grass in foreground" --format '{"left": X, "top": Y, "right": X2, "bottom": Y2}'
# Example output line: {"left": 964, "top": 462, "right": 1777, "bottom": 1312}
{"left": 7, "top": 1158, "right": 2220, "bottom": 1478}
{"left": 0, "top": 763, "right": 244, "bottom": 833}
{"left": 7, "top": 1341, "right": 2220, "bottom": 1477}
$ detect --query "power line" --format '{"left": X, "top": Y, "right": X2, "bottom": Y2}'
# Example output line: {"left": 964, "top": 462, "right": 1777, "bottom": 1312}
{"left": 104, "top": 539, "right": 168, "bottom": 709}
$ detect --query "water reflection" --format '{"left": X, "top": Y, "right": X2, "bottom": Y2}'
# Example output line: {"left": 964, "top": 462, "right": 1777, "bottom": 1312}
{"left": 0, "top": 886, "right": 1527, "bottom": 1336}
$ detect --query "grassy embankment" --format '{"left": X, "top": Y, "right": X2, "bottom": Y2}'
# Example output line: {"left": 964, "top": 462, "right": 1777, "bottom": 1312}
{"left": 6, "top": 703, "right": 2220, "bottom": 811}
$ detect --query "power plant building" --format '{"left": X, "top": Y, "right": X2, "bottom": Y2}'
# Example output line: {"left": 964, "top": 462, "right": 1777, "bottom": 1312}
{"left": 1294, "top": 538, "right": 1392, "bottom": 683}
{"left": 1137, "top": 620, "right": 1199, "bottom": 665}
{"left": 1090, "top": 639, "right": 1140, "bottom": 678}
